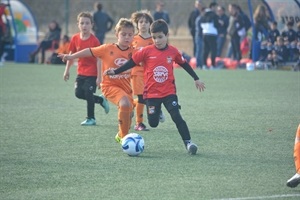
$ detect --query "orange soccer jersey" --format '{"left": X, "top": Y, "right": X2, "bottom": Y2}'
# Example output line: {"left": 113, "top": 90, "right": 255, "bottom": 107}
{"left": 131, "top": 35, "right": 153, "bottom": 76}
{"left": 69, "top": 33, "right": 100, "bottom": 77}
{"left": 90, "top": 43, "right": 134, "bottom": 98}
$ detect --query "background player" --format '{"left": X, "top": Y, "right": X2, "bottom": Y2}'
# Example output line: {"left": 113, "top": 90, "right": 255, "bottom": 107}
{"left": 59, "top": 18, "right": 135, "bottom": 142}
{"left": 130, "top": 10, "right": 153, "bottom": 131}
{"left": 104, "top": 19, "right": 205, "bottom": 155}
{"left": 62, "top": 12, "right": 109, "bottom": 126}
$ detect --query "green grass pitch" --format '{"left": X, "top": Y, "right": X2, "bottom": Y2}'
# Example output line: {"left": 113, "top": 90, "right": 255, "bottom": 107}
{"left": 0, "top": 62, "right": 299, "bottom": 199}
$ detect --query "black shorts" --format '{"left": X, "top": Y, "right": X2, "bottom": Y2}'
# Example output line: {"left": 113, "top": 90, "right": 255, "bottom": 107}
{"left": 145, "top": 94, "right": 180, "bottom": 124}
{"left": 75, "top": 75, "right": 97, "bottom": 93}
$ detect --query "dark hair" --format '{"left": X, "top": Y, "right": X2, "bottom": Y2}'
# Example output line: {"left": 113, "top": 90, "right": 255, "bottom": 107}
{"left": 272, "top": 21, "right": 277, "bottom": 26}
{"left": 150, "top": 19, "right": 168, "bottom": 35}
{"left": 131, "top": 10, "right": 154, "bottom": 27}
{"left": 287, "top": 20, "right": 294, "bottom": 27}
{"left": 95, "top": 2, "right": 102, "bottom": 11}
{"left": 62, "top": 35, "right": 69, "bottom": 42}
{"left": 209, "top": 2, "right": 217, "bottom": 9}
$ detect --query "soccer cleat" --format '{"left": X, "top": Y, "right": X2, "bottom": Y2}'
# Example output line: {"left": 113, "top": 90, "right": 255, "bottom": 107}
{"left": 134, "top": 123, "right": 149, "bottom": 131}
{"left": 287, "top": 173, "right": 300, "bottom": 188}
{"left": 159, "top": 110, "right": 165, "bottom": 123}
{"left": 99, "top": 94, "right": 110, "bottom": 114}
{"left": 81, "top": 118, "right": 96, "bottom": 126}
{"left": 115, "top": 133, "right": 122, "bottom": 144}
{"left": 186, "top": 142, "right": 198, "bottom": 155}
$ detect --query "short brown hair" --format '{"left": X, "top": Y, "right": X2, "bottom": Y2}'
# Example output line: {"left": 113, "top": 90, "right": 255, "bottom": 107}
{"left": 115, "top": 18, "right": 135, "bottom": 34}
{"left": 77, "top": 12, "right": 93, "bottom": 24}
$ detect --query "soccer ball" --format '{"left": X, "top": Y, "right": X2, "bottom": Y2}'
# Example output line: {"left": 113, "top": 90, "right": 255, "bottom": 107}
{"left": 121, "top": 133, "right": 144, "bottom": 156}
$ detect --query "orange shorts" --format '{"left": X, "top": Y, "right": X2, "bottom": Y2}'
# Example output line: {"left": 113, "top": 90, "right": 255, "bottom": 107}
{"left": 102, "top": 86, "right": 133, "bottom": 106}
{"left": 131, "top": 75, "right": 144, "bottom": 95}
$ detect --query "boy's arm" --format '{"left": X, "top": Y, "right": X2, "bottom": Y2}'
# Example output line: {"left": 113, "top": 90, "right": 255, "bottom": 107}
{"left": 96, "top": 58, "right": 101, "bottom": 88}
{"left": 179, "top": 62, "right": 199, "bottom": 80}
{"left": 104, "top": 59, "right": 137, "bottom": 75}
{"left": 63, "top": 51, "right": 74, "bottom": 81}
{"left": 58, "top": 48, "right": 92, "bottom": 62}
{"left": 179, "top": 62, "right": 205, "bottom": 92}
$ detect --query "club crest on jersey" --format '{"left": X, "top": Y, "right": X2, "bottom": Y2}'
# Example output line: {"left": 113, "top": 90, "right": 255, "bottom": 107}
{"left": 167, "top": 56, "right": 172, "bottom": 64}
{"left": 153, "top": 66, "right": 168, "bottom": 83}
{"left": 148, "top": 106, "right": 155, "bottom": 114}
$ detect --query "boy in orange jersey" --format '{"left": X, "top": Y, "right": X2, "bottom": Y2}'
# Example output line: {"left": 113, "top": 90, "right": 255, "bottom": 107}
{"left": 287, "top": 124, "right": 300, "bottom": 188}
{"left": 104, "top": 20, "right": 206, "bottom": 155}
{"left": 59, "top": 18, "right": 135, "bottom": 142}
{"left": 62, "top": 12, "right": 109, "bottom": 126}
{"left": 130, "top": 10, "right": 153, "bottom": 131}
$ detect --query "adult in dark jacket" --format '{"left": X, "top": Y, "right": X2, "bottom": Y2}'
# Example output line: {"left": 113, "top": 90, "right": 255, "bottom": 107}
{"left": 216, "top": 6, "right": 229, "bottom": 57}
{"left": 29, "top": 20, "right": 61, "bottom": 63}
{"left": 227, "top": 4, "right": 244, "bottom": 61}
{"left": 200, "top": 2, "right": 219, "bottom": 69}
{"left": 93, "top": 2, "right": 114, "bottom": 44}
{"left": 188, "top": 0, "right": 203, "bottom": 56}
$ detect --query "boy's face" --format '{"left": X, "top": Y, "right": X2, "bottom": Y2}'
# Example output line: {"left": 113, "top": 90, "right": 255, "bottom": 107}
{"left": 116, "top": 27, "right": 134, "bottom": 48}
{"left": 151, "top": 31, "right": 168, "bottom": 49}
{"left": 78, "top": 17, "right": 93, "bottom": 34}
{"left": 137, "top": 17, "right": 150, "bottom": 34}
{"left": 271, "top": 24, "right": 277, "bottom": 30}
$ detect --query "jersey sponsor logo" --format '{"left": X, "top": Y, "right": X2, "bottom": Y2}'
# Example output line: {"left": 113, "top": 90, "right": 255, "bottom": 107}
{"left": 153, "top": 66, "right": 168, "bottom": 83}
{"left": 109, "top": 73, "right": 131, "bottom": 79}
{"left": 114, "top": 58, "right": 128, "bottom": 67}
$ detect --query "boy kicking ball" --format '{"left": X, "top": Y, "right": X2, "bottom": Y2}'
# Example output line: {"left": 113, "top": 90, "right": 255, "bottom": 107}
{"left": 104, "top": 19, "right": 205, "bottom": 155}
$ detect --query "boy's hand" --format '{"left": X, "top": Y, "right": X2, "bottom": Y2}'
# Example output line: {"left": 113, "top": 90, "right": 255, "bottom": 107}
{"left": 63, "top": 71, "right": 70, "bottom": 81}
{"left": 103, "top": 69, "right": 116, "bottom": 76}
{"left": 57, "top": 54, "right": 72, "bottom": 62}
{"left": 195, "top": 80, "right": 205, "bottom": 92}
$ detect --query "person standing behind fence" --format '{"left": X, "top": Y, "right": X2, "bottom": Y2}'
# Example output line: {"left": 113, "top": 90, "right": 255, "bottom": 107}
{"left": 216, "top": 6, "right": 229, "bottom": 57}
{"left": 188, "top": 0, "right": 203, "bottom": 56}
{"left": 93, "top": 2, "right": 114, "bottom": 44}
{"left": 153, "top": 1, "right": 170, "bottom": 24}
{"left": 227, "top": 4, "right": 244, "bottom": 62}
{"left": 200, "top": 2, "right": 219, "bottom": 69}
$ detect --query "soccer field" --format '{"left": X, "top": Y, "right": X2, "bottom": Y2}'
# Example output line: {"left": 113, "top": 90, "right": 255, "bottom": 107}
{"left": 0, "top": 62, "right": 299, "bottom": 200}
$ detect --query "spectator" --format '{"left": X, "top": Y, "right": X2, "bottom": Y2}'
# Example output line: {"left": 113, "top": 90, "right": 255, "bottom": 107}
{"left": 48, "top": 35, "right": 70, "bottom": 65}
{"left": 200, "top": 2, "right": 219, "bottom": 69}
{"left": 194, "top": 7, "right": 204, "bottom": 68}
{"left": 188, "top": 0, "right": 203, "bottom": 56}
{"left": 267, "top": 36, "right": 289, "bottom": 68}
{"left": 297, "top": 22, "right": 300, "bottom": 41}
{"left": 216, "top": 5, "right": 229, "bottom": 57}
{"left": 29, "top": 20, "right": 61, "bottom": 64}
{"left": 227, "top": 4, "right": 244, "bottom": 61}
{"left": 93, "top": 2, "right": 114, "bottom": 44}
{"left": 253, "top": 5, "right": 270, "bottom": 42}
{"left": 237, "top": 5, "right": 251, "bottom": 33}
{"left": 282, "top": 20, "right": 297, "bottom": 43}
{"left": 153, "top": 1, "right": 170, "bottom": 24}
{"left": 268, "top": 21, "right": 280, "bottom": 44}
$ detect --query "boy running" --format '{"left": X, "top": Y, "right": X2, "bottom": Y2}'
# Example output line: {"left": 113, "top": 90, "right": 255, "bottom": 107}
{"left": 130, "top": 10, "right": 153, "bottom": 131}
{"left": 287, "top": 124, "right": 300, "bottom": 188}
{"left": 104, "top": 19, "right": 205, "bottom": 155}
{"left": 63, "top": 12, "right": 109, "bottom": 126}
{"left": 59, "top": 18, "right": 135, "bottom": 141}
